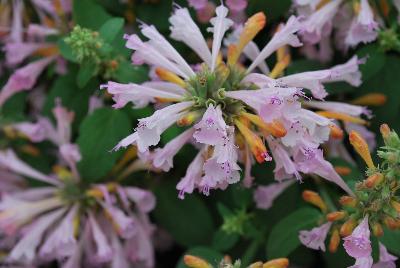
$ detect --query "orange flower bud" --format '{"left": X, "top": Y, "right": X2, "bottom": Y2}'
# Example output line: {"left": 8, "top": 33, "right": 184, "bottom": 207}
{"left": 249, "top": 261, "right": 263, "bottom": 268}
{"left": 177, "top": 112, "right": 200, "bottom": 127}
{"left": 327, "top": 211, "right": 347, "bottom": 222}
{"left": 235, "top": 119, "right": 272, "bottom": 163}
{"left": 384, "top": 217, "right": 400, "bottom": 230}
{"left": 316, "top": 111, "right": 368, "bottom": 125}
{"left": 364, "top": 173, "right": 384, "bottom": 188}
{"left": 351, "top": 93, "right": 387, "bottom": 106}
{"left": 329, "top": 228, "right": 340, "bottom": 253}
{"left": 340, "top": 219, "right": 356, "bottom": 237}
{"left": 269, "top": 53, "right": 291, "bottom": 79}
{"left": 183, "top": 255, "right": 212, "bottom": 268}
{"left": 349, "top": 131, "right": 375, "bottom": 169}
{"left": 19, "top": 145, "right": 40, "bottom": 157}
{"left": 155, "top": 67, "right": 186, "bottom": 87}
{"left": 228, "top": 12, "right": 266, "bottom": 65}
{"left": 379, "top": 0, "right": 390, "bottom": 18}
{"left": 391, "top": 200, "right": 400, "bottom": 214}
{"left": 380, "top": 124, "right": 391, "bottom": 140}
{"left": 263, "top": 258, "right": 289, "bottom": 268}
{"left": 334, "top": 166, "right": 352, "bottom": 176}
{"left": 339, "top": 196, "right": 357, "bottom": 207}
{"left": 241, "top": 112, "right": 286, "bottom": 138}
{"left": 329, "top": 124, "right": 344, "bottom": 139}
{"left": 302, "top": 190, "right": 327, "bottom": 212}
{"left": 372, "top": 223, "right": 384, "bottom": 237}
{"left": 223, "top": 255, "right": 232, "bottom": 264}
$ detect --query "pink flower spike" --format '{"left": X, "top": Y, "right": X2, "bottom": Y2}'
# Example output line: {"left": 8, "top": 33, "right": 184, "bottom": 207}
{"left": 323, "top": 56, "right": 363, "bottom": 87}
{"left": 254, "top": 180, "right": 294, "bottom": 210}
{"left": 344, "top": 216, "right": 372, "bottom": 259}
{"left": 299, "top": 222, "right": 332, "bottom": 251}
{"left": 226, "top": 0, "right": 248, "bottom": 12}
{"left": 193, "top": 104, "right": 228, "bottom": 146}
{"left": 153, "top": 127, "right": 195, "bottom": 172}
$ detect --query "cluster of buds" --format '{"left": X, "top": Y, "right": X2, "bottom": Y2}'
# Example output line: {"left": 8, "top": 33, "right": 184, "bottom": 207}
{"left": 299, "top": 124, "right": 400, "bottom": 267}
{"left": 183, "top": 254, "right": 289, "bottom": 268}
{"left": 64, "top": 25, "right": 121, "bottom": 79}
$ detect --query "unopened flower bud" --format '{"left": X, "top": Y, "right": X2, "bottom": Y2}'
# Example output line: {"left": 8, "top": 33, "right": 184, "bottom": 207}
{"left": 302, "top": 190, "right": 327, "bottom": 212}
{"left": 327, "top": 211, "right": 347, "bottom": 222}
{"left": 364, "top": 173, "right": 384, "bottom": 188}
{"left": 340, "top": 218, "right": 356, "bottom": 237}
{"left": 155, "top": 67, "right": 186, "bottom": 87}
{"left": 351, "top": 93, "right": 387, "bottom": 106}
{"left": 263, "top": 258, "right": 289, "bottom": 268}
{"left": 329, "top": 124, "right": 344, "bottom": 139}
{"left": 334, "top": 166, "right": 352, "bottom": 176}
{"left": 249, "top": 261, "right": 263, "bottom": 268}
{"left": 391, "top": 200, "right": 400, "bottom": 214}
{"left": 349, "top": 131, "right": 375, "bottom": 169}
{"left": 380, "top": 124, "right": 391, "bottom": 140}
{"left": 339, "top": 196, "right": 357, "bottom": 207}
{"left": 384, "top": 217, "right": 400, "bottom": 230}
{"left": 372, "top": 223, "right": 384, "bottom": 237}
{"left": 183, "top": 255, "right": 212, "bottom": 268}
{"left": 329, "top": 228, "right": 340, "bottom": 253}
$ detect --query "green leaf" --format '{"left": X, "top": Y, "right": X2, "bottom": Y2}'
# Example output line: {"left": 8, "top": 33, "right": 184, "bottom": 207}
{"left": 77, "top": 61, "right": 96, "bottom": 88}
{"left": 356, "top": 44, "right": 386, "bottom": 81}
{"left": 380, "top": 228, "right": 400, "bottom": 256}
{"left": 73, "top": 0, "right": 111, "bottom": 30}
{"left": 114, "top": 60, "right": 149, "bottom": 84}
{"left": 211, "top": 229, "right": 239, "bottom": 251}
{"left": 58, "top": 38, "right": 77, "bottom": 62}
{"left": 248, "top": 0, "right": 292, "bottom": 21}
{"left": 99, "top": 17, "right": 124, "bottom": 43}
{"left": 43, "top": 69, "right": 95, "bottom": 128}
{"left": 77, "top": 108, "right": 131, "bottom": 181}
{"left": 176, "top": 247, "right": 223, "bottom": 268}
{"left": 266, "top": 207, "right": 322, "bottom": 259}
{"left": 154, "top": 181, "right": 215, "bottom": 247}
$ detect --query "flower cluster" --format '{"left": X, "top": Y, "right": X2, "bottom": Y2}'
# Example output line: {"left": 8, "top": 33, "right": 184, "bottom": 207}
{"left": 104, "top": 3, "right": 371, "bottom": 199}
{"left": 293, "top": 0, "right": 380, "bottom": 62}
{"left": 0, "top": 0, "right": 72, "bottom": 107}
{"left": 298, "top": 124, "right": 400, "bottom": 268}
{"left": 0, "top": 102, "right": 156, "bottom": 267}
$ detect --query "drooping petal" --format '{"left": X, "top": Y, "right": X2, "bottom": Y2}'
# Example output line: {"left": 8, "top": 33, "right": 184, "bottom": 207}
{"left": 254, "top": 180, "right": 294, "bottom": 210}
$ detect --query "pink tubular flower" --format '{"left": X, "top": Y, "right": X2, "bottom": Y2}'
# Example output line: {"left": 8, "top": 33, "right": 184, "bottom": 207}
{"left": 193, "top": 104, "right": 227, "bottom": 145}
{"left": 254, "top": 179, "right": 294, "bottom": 210}
{"left": 176, "top": 149, "right": 205, "bottom": 199}
{"left": 372, "top": 243, "right": 398, "bottom": 268}
{"left": 299, "top": 222, "right": 332, "bottom": 251}
{"left": 0, "top": 57, "right": 55, "bottom": 106}
{"left": 153, "top": 128, "right": 195, "bottom": 171}
{"left": 345, "top": 0, "right": 378, "bottom": 47}
{"left": 4, "top": 42, "right": 52, "bottom": 66}
{"left": 344, "top": 216, "right": 372, "bottom": 259}
{"left": 196, "top": 2, "right": 216, "bottom": 24}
